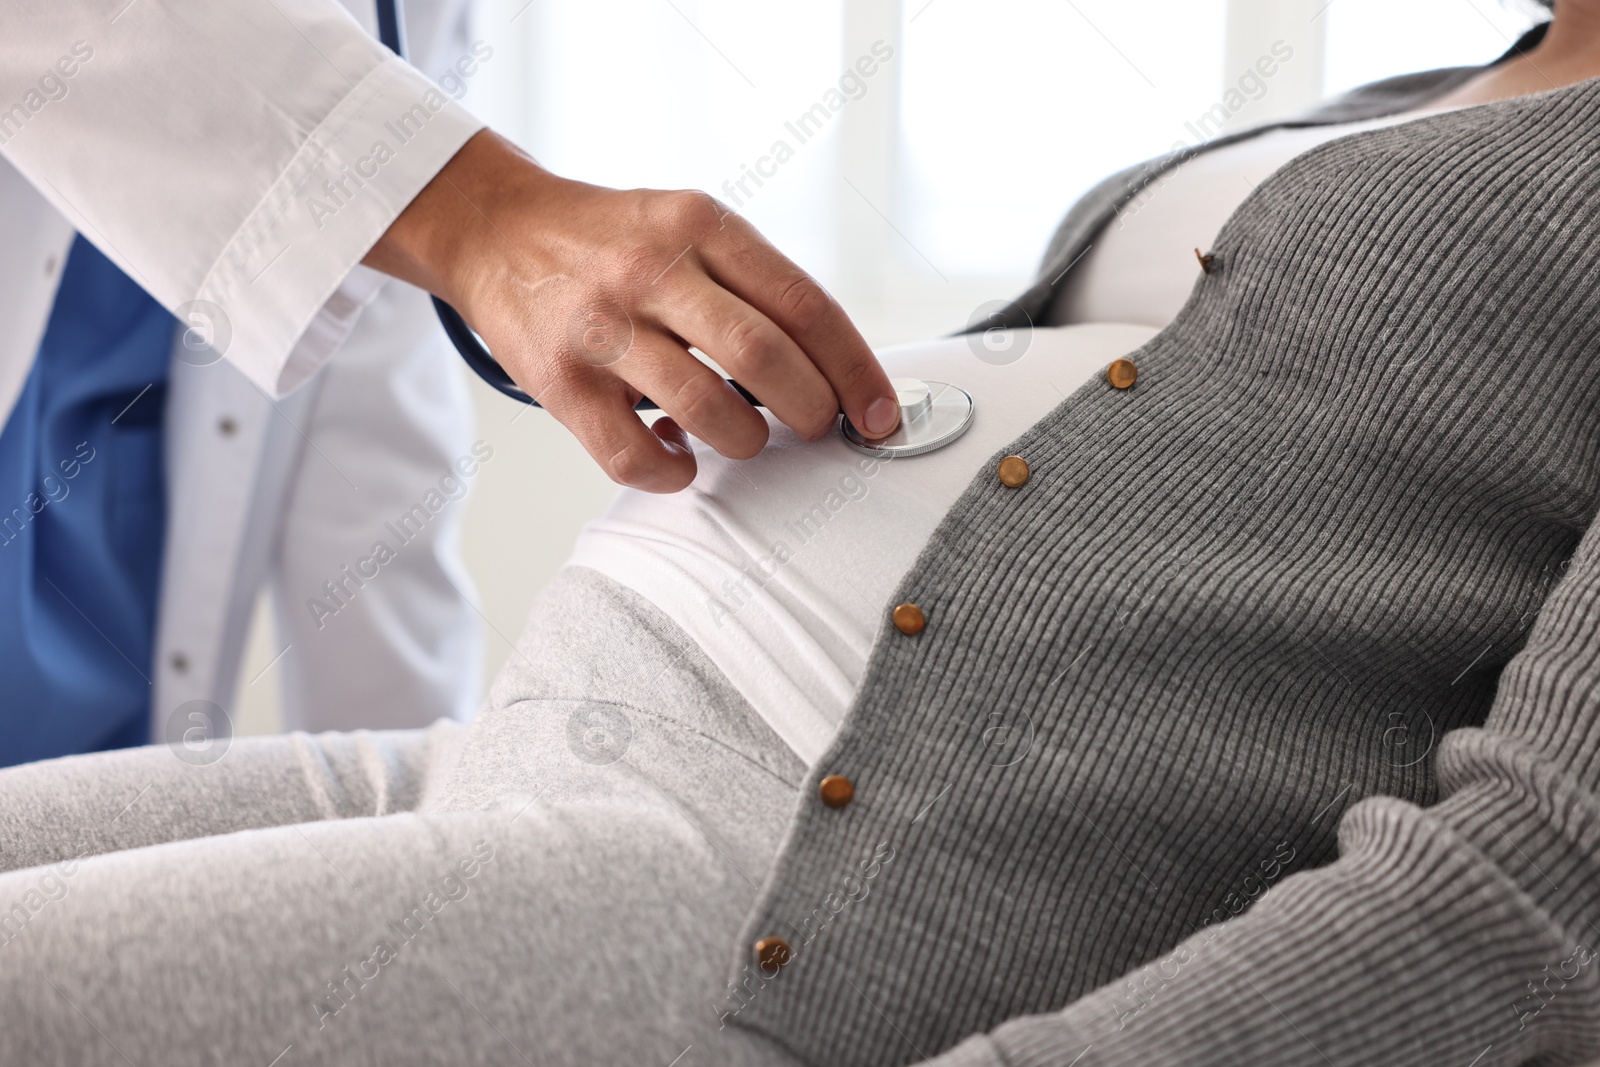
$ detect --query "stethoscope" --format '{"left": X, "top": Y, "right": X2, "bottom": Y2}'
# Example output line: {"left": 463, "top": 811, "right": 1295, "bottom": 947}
{"left": 374, "top": 0, "right": 974, "bottom": 458}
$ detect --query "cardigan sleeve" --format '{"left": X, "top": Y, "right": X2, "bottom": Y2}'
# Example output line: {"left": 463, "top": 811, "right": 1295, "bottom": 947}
{"left": 921, "top": 512, "right": 1600, "bottom": 1067}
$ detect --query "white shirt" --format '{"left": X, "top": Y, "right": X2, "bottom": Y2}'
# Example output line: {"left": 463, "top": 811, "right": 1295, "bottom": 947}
{"left": 568, "top": 111, "right": 1450, "bottom": 767}
{"left": 1049, "top": 114, "right": 1422, "bottom": 327}
{"left": 569, "top": 324, "right": 1159, "bottom": 763}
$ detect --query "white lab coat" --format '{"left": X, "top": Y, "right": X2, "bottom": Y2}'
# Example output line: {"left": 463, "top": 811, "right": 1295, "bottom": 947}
{"left": 0, "top": 0, "right": 490, "bottom": 736}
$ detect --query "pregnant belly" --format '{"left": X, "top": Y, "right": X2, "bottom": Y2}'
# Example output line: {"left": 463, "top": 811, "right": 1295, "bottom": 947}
{"left": 565, "top": 322, "right": 1160, "bottom": 764}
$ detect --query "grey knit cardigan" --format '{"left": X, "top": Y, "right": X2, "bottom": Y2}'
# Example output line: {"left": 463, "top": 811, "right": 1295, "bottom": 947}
{"left": 721, "top": 20, "right": 1600, "bottom": 1067}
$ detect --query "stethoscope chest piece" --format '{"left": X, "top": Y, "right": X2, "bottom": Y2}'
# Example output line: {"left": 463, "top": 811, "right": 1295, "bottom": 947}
{"left": 841, "top": 377, "right": 975, "bottom": 458}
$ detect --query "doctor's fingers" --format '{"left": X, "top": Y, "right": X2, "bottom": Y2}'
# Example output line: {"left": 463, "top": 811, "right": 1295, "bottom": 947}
{"left": 696, "top": 210, "right": 900, "bottom": 439}
{"left": 537, "top": 374, "right": 698, "bottom": 493}
{"left": 649, "top": 274, "right": 839, "bottom": 443}
{"left": 609, "top": 334, "right": 772, "bottom": 461}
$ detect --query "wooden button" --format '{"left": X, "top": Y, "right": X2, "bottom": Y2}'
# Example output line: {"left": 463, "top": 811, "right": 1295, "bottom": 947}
{"left": 755, "top": 936, "right": 792, "bottom": 972}
{"left": 819, "top": 775, "right": 855, "bottom": 808}
{"left": 892, "top": 603, "right": 926, "bottom": 636}
{"left": 997, "top": 455, "right": 1030, "bottom": 488}
{"left": 1106, "top": 358, "right": 1138, "bottom": 389}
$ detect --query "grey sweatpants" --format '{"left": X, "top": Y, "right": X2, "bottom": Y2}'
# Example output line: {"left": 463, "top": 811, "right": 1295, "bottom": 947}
{"left": 0, "top": 567, "right": 809, "bottom": 1067}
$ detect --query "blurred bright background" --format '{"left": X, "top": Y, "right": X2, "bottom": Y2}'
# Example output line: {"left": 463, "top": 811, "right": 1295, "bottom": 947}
{"left": 235, "top": 0, "right": 1549, "bottom": 732}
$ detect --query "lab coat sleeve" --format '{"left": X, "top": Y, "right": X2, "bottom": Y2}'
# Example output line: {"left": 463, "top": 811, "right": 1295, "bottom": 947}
{"left": 0, "top": 0, "right": 486, "bottom": 396}
{"left": 919, "top": 515, "right": 1600, "bottom": 1067}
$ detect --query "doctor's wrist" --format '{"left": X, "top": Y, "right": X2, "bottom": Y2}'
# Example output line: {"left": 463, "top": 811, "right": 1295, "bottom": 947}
{"left": 364, "top": 128, "right": 555, "bottom": 319}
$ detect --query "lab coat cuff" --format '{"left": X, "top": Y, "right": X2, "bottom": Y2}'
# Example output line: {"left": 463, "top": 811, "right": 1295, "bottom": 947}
{"left": 196, "top": 54, "right": 486, "bottom": 397}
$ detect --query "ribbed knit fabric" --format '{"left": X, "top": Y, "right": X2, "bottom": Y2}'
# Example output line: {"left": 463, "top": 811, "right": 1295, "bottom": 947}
{"left": 724, "top": 57, "right": 1600, "bottom": 1067}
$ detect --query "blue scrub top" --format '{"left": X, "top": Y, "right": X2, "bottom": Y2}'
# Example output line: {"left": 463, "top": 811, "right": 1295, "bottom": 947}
{"left": 0, "top": 235, "right": 173, "bottom": 768}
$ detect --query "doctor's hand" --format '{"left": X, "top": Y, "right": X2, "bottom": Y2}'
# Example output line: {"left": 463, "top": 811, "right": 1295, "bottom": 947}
{"left": 365, "top": 129, "right": 903, "bottom": 493}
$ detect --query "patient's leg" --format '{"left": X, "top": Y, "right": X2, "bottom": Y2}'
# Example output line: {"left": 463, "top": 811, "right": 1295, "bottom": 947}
{"left": 0, "top": 789, "right": 796, "bottom": 1066}
{"left": 0, "top": 720, "right": 465, "bottom": 874}
{"left": 0, "top": 567, "right": 804, "bottom": 1065}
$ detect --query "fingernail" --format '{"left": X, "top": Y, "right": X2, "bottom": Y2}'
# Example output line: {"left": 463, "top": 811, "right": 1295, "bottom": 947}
{"left": 864, "top": 396, "right": 900, "bottom": 436}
